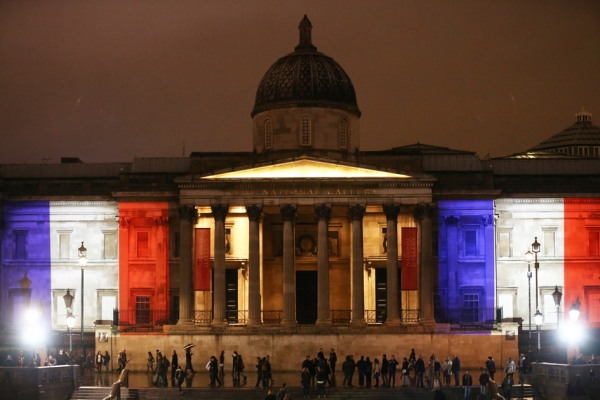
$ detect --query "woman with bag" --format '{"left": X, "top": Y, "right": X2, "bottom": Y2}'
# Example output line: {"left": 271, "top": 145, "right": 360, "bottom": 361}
{"left": 373, "top": 358, "right": 381, "bottom": 387}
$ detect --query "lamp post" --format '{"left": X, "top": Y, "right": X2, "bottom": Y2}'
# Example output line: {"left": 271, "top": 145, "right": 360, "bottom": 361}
{"left": 552, "top": 286, "right": 562, "bottom": 329}
{"left": 526, "top": 237, "right": 543, "bottom": 360}
{"left": 63, "top": 289, "right": 76, "bottom": 352}
{"left": 78, "top": 242, "right": 87, "bottom": 356}
{"left": 525, "top": 250, "right": 534, "bottom": 369}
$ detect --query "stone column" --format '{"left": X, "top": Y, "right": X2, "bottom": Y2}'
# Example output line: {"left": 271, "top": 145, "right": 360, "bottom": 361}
{"left": 383, "top": 204, "right": 401, "bottom": 324}
{"left": 348, "top": 204, "right": 366, "bottom": 325}
{"left": 445, "top": 216, "right": 460, "bottom": 311}
{"left": 211, "top": 205, "right": 229, "bottom": 325}
{"left": 415, "top": 203, "right": 435, "bottom": 324}
{"left": 280, "top": 204, "right": 297, "bottom": 325}
{"left": 177, "top": 205, "right": 197, "bottom": 325}
{"left": 246, "top": 205, "right": 263, "bottom": 325}
{"left": 315, "top": 204, "right": 332, "bottom": 325}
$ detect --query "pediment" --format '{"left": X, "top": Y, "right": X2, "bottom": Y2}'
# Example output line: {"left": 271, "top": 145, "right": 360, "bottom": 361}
{"left": 202, "top": 159, "right": 410, "bottom": 179}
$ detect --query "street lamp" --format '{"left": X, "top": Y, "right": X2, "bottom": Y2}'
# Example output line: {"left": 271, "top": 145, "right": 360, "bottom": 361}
{"left": 534, "top": 310, "right": 543, "bottom": 351}
{"left": 63, "top": 289, "right": 76, "bottom": 352}
{"left": 569, "top": 297, "right": 581, "bottom": 322}
{"left": 78, "top": 242, "right": 87, "bottom": 357}
{"left": 525, "top": 250, "right": 534, "bottom": 370}
{"left": 552, "top": 286, "right": 562, "bottom": 329}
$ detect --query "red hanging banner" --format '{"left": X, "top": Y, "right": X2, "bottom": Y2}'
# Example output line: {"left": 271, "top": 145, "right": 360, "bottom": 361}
{"left": 194, "top": 228, "right": 211, "bottom": 291}
{"left": 401, "top": 227, "right": 418, "bottom": 290}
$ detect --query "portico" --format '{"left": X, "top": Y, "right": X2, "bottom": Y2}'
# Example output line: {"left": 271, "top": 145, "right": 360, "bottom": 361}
{"left": 171, "top": 157, "right": 436, "bottom": 331}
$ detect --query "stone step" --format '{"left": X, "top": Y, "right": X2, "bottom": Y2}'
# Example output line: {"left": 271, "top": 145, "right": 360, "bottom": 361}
{"left": 70, "top": 386, "right": 139, "bottom": 400}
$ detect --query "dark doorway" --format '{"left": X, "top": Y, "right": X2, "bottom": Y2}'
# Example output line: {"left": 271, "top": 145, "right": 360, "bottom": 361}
{"left": 226, "top": 269, "right": 238, "bottom": 323}
{"left": 296, "top": 271, "right": 318, "bottom": 324}
{"left": 375, "top": 268, "right": 387, "bottom": 323}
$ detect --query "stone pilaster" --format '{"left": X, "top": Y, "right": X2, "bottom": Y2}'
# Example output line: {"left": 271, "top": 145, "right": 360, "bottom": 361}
{"left": 315, "top": 204, "right": 332, "bottom": 325}
{"left": 246, "top": 204, "right": 263, "bottom": 325}
{"left": 348, "top": 204, "right": 366, "bottom": 325}
{"left": 414, "top": 203, "right": 435, "bottom": 324}
{"left": 211, "top": 205, "right": 229, "bottom": 325}
{"left": 383, "top": 204, "right": 401, "bottom": 324}
{"left": 177, "top": 205, "right": 197, "bottom": 325}
{"left": 445, "top": 215, "right": 460, "bottom": 310}
{"left": 280, "top": 204, "right": 297, "bottom": 325}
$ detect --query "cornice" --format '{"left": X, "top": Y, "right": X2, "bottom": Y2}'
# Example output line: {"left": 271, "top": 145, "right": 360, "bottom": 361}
{"left": 111, "top": 191, "right": 179, "bottom": 202}
{"left": 179, "top": 180, "right": 434, "bottom": 190}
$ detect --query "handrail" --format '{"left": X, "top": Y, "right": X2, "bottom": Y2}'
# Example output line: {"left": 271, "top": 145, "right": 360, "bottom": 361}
{"left": 102, "top": 368, "right": 129, "bottom": 400}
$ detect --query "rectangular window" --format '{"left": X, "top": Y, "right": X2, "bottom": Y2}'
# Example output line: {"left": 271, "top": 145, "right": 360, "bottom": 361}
{"left": 464, "top": 230, "right": 477, "bottom": 257}
{"left": 498, "top": 231, "right": 511, "bottom": 258}
{"left": 103, "top": 233, "right": 117, "bottom": 259}
{"left": 463, "top": 293, "right": 479, "bottom": 323}
{"left": 135, "top": 295, "right": 151, "bottom": 324}
{"left": 101, "top": 295, "right": 117, "bottom": 321}
{"left": 173, "top": 231, "right": 181, "bottom": 258}
{"left": 137, "top": 232, "right": 149, "bottom": 258}
{"left": 543, "top": 230, "right": 555, "bottom": 257}
{"left": 590, "top": 231, "right": 600, "bottom": 257}
{"left": 15, "top": 231, "right": 27, "bottom": 259}
{"left": 498, "top": 293, "right": 514, "bottom": 319}
{"left": 59, "top": 233, "right": 70, "bottom": 259}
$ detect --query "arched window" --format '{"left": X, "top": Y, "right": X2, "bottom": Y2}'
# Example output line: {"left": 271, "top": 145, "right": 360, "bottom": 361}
{"left": 339, "top": 118, "right": 348, "bottom": 149}
{"left": 264, "top": 119, "right": 273, "bottom": 149}
{"left": 300, "top": 116, "right": 311, "bottom": 146}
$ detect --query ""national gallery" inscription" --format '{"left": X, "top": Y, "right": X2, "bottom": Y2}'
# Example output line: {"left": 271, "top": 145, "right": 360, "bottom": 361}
{"left": 234, "top": 188, "right": 376, "bottom": 196}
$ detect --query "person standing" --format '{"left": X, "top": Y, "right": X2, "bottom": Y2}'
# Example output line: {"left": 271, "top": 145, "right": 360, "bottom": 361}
{"left": 184, "top": 348, "right": 195, "bottom": 374}
{"left": 443, "top": 356, "right": 452, "bottom": 387}
{"left": 381, "top": 354, "right": 389, "bottom": 387}
{"left": 486, "top": 356, "right": 496, "bottom": 380}
{"left": 84, "top": 352, "right": 93, "bottom": 378}
{"left": 342, "top": 355, "right": 353, "bottom": 387}
{"left": 147, "top": 351, "right": 155, "bottom": 373}
{"left": 452, "top": 354, "right": 461, "bottom": 386}
{"left": 219, "top": 350, "right": 225, "bottom": 384}
{"left": 171, "top": 350, "right": 178, "bottom": 381}
{"left": 365, "top": 356, "right": 373, "bottom": 388}
{"left": 316, "top": 366, "right": 328, "bottom": 399}
{"left": 373, "top": 358, "right": 381, "bottom": 387}
{"left": 301, "top": 367, "right": 311, "bottom": 398}
{"left": 96, "top": 351, "right": 104, "bottom": 373}
{"left": 401, "top": 357, "right": 410, "bottom": 387}
{"left": 502, "top": 373, "right": 513, "bottom": 400}
{"left": 356, "top": 356, "right": 366, "bottom": 388}
{"left": 462, "top": 370, "right": 473, "bottom": 400}
{"left": 103, "top": 351, "right": 110, "bottom": 373}
{"left": 329, "top": 348, "right": 337, "bottom": 374}
{"left": 254, "top": 357, "right": 263, "bottom": 388}
{"left": 388, "top": 355, "right": 399, "bottom": 387}
{"left": 518, "top": 354, "right": 527, "bottom": 384}
{"left": 416, "top": 355, "right": 426, "bottom": 388}
{"left": 479, "top": 367, "right": 489, "bottom": 396}
{"left": 504, "top": 357, "right": 516, "bottom": 379}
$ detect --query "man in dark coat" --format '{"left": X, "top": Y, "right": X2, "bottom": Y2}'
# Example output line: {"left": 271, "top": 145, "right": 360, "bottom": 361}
{"left": 171, "top": 350, "right": 178, "bottom": 380}
{"left": 184, "top": 348, "right": 195, "bottom": 374}
{"left": 356, "top": 356, "right": 367, "bottom": 387}
{"left": 452, "top": 354, "right": 461, "bottom": 386}
{"left": 381, "top": 354, "right": 389, "bottom": 387}
{"left": 342, "top": 355, "right": 354, "bottom": 387}
{"left": 416, "top": 355, "right": 426, "bottom": 388}
{"left": 329, "top": 348, "right": 337, "bottom": 374}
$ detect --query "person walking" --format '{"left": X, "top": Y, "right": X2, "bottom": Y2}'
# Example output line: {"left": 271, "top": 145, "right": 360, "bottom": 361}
{"left": 171, "top": 350, "right": 178, "bottom": 381}
{"left": 184, "top": 348, "right": 195, "bottom": 374}
{"left": 502, "top": 373, "right": 513, "bottom": 400}
{"left": 103, "top": 351, "right": 110, "bottom": 373}
{"left": 175, "top": 364, "right": 185, "bottom": 396}
{"left": 254, "top": 357, "right": 264, "bottom": 388}
{"left": 147, "top": 351, "right": 155, "bottom": 373}
{"left": 208, "top": 355, "right": 222, "bottom": 387}
{"left": 342, "top": 355, "right": 353, "bottom": 387}
{"left": 518, "top": 354, "right": 527, "bottom": 384}
{"left": 317, "top": 365, "right": 328, "bottom": 398}
{"left": 452, "top": 354, "right": 461, "bottom": 386}
{"left": 488, "top": 378, "right": 506, "bottom": 400}
{"left": 462, "top": 370, "right": 473, "bottom": 400}
{"left": 504, "top": 357, "right": 516, "bottom": 379}
{"left": 219, "top": 350, "right": 225, "bottom": 384}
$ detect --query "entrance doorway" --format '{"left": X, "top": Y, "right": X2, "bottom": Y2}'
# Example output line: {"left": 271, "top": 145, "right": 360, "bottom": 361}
{"left": 226, "top": 269, "right": 238, "bottom": 323}
{"left": 296, "top": 271, "right": 318, "bottom": 324}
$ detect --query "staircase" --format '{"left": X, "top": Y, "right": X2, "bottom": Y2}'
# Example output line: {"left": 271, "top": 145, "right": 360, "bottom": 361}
{"left": 69, "top": 386, "right": 139, "bottom": 400}
{"left": 511, "top": 383, "right": 543, "bottom": 400}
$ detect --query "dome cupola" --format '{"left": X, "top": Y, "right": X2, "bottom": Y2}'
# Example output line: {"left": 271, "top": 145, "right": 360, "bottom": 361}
{"left": 252, "top": 16, "right": 361, "bottom": 157}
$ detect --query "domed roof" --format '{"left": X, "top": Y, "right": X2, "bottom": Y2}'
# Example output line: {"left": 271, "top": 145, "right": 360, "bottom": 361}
{"left": 251, "top": 16, "right": 360, "bottom": 118}
{"left": 529, "top": 109, "right": 600, "bottom": 151}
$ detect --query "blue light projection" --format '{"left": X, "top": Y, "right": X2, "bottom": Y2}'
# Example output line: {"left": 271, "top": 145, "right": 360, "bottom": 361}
{"left": 1, "top": 201, "right": 51, "bottom": 328}
{"left": 437, "top": 200, "right": 495, "bottom": 324}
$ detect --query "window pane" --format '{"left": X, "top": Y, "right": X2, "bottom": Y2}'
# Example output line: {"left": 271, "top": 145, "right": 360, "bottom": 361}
{"left": 104, "top": 233, "right": 117, "bottom": 259}
{"left": 463, "top": 294, "right": 479, "bottom": 322}
{"left": 465, "top": 230, "right": 477, "bottom": 256}
{"left": 102, "top": 296, "right": 116, "bottom": 320}
{"left": 59, "top": 233, "right": 70, "bottom": 259}
{"left": 498, "top": 293, "right": 513, "bottom": 318}
{"left": 135, "top": 295, "right": 151, "bottom": 324}
{"left": 543, "top": 231, "right": 555, "bottom": 257}
{"left": 498, "top": 232, "right": 510, "bottom": 258}
{"left": 137, "top": 232, "right": 149, "bottom": 257}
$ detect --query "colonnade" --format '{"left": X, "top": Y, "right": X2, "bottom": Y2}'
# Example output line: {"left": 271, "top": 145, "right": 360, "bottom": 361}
{"left": 177, "top": 202, "right": 435, "bottom": 327}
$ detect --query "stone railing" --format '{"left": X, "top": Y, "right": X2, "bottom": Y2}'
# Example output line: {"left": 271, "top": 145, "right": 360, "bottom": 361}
{"left": 0, "top": 364, "right": 79, "bottom": 400}
{"left": 531, "top": 362, "right": 600, "bottom": 400}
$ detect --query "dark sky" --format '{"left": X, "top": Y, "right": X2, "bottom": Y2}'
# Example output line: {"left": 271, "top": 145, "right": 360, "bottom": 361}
{"left": 1, "top": 0, "right": 599, "bottom": 164}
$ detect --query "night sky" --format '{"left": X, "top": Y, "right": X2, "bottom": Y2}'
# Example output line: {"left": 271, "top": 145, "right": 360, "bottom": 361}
{"left": 1, "top": 0, "right": 599, "bottom": 164}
